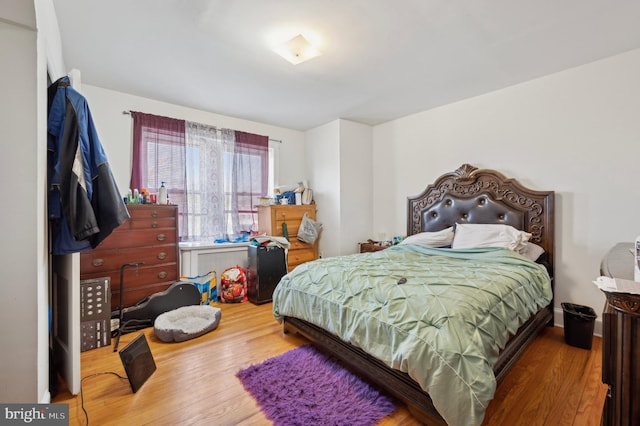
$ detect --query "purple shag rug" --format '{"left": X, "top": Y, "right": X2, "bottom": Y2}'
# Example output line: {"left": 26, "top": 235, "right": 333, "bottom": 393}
{"left": 236, "top": 344, "right": 397, "bottom": 426}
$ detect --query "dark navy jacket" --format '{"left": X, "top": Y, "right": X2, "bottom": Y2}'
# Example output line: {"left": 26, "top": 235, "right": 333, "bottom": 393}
{"left": 47, "top": 76, "right": 129, "bottom": 254}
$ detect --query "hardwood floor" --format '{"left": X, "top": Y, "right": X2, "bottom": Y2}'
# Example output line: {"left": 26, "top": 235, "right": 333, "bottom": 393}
{"left": 53, "top": 302, "right": 607, "bottom": 426}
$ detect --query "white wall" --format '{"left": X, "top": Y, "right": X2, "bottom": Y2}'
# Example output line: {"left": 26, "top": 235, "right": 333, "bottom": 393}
{"left": 338, "top": 120, "right": 373, "bottom": 254}
{"left": 79, "top": 85, "right": 307, "bottom": 196}
{"left": 306, "top": 119, "right": 373, "bottom": 258}
{"left": 373, "top": 47, "right": 640, "bottom": 333}
{"left": 0, "top": 1, "right": 49, "bottom": 403}
{"left": 306, "top": 120, "right": 341, "bottom": 258}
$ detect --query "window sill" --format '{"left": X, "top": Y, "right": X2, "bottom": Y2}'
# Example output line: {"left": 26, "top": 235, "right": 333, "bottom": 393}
{"left": 179, "top": 241, "right": 250, "bottom": 251}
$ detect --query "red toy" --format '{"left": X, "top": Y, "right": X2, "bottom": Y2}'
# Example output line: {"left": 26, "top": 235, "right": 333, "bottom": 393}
{"left": 220, "top": 265, "right": 248, "bottom": 303}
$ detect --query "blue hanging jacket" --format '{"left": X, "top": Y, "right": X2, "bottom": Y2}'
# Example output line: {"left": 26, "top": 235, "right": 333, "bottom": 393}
{"left": 47, "top": 76, "right": 129, "bottom": 254}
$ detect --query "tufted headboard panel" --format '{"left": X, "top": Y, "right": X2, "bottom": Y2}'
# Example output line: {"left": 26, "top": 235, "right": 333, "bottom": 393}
{"left": 420, "top": 193, "right": 525, "bottom": 232}
{"left": 407, "top": 164, "right": 555, "bottom": 274}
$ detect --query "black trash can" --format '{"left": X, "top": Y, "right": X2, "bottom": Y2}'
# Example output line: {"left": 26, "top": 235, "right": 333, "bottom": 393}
{"left": 561, "top": 302, "right": 597, "bottom": 349}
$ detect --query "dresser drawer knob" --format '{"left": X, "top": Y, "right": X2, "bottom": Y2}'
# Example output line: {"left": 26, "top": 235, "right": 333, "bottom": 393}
{"left": 152, "top": 221, "right": 159, "bottom": 228}
{"left": 92, "top": 258, "right": 104, "bottom": 267}
{"left": 157, "top": 271, "right": 168, "bottom": 279}
{"left": 151, "top": 210, "right": 159, "bottom": 217}
{"left": 157, "top": 252, "right": 167, "bottom": 260}
{"left": 157, "top": 233, "right": 166, "bottom": 241}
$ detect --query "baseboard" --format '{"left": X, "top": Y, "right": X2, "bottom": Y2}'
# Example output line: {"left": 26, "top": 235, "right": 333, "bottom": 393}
{"left": 553, "top": 306, "right": 602, "bottom": 338}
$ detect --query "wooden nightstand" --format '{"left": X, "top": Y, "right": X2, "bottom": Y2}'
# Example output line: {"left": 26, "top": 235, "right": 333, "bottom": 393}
{"left": 359, "top": 242, "right": 390, "bottom": 253}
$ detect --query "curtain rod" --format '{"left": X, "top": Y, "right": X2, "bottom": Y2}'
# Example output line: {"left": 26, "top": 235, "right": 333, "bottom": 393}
{"left": 122, "top": 110, "right": 282, "bottom": 143}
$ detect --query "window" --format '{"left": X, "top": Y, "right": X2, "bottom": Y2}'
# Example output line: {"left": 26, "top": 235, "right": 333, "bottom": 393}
{"left": 229, "top": 131, "right": 270, "bottom": 237}
{"left": 130, "top": 112, "right": 272, "bottom": 242}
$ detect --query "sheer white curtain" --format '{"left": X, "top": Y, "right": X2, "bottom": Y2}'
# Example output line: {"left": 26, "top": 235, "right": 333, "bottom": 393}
{"left": 219, "top": 128, "right": 238, "bottom": 238}
{"left": 132, "top": 114, "right": 269, "bottom": 242}
{"left": 183, "top": 122, "right": 226, "bottom": 241}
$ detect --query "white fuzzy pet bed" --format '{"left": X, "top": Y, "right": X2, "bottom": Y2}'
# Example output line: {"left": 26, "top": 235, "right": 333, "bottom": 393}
{"left": 154, "top": 305, "right": 221, "bottom": 343}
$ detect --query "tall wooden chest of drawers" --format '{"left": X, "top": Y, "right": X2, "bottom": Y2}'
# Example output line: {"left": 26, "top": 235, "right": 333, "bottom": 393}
{"left": 600, "top": 242, "right": 640, "bottom": 426}
{"left": 257, "top": 204, "right": 318, "bottom": 272}
{"left": 80, "top": 204, "right": 179, "bottom": 311}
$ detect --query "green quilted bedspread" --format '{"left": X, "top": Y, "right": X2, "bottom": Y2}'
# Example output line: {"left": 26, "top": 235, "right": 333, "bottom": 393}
{"left": 272, "top": 245, "right": 552, "bottom": 426}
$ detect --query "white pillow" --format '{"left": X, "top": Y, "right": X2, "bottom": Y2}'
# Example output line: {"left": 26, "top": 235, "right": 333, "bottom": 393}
{"left": 518, "top": 242, "right": 545, "bottom": 261}
{"left": 399, "top": 227, "right": 454, "bottom": 247}
{"left": 452, "top": 223, "right": 531, "bottom": 251}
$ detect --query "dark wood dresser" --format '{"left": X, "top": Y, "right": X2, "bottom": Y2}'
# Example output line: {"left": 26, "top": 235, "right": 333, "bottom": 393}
{"left": 600, "top": 242, "right": 640, "bottom": 426}
{"left": 257, "top": 204, "right": 318, "bottom": 271}
{"left": 80, "top": 204, "right": 179, "bottom": 311}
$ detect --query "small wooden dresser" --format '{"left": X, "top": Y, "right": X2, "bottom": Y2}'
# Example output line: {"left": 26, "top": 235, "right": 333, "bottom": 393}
{"left": 257, "top": 204, "right": 318, "bottom": 271}
{"left": 600, "top": 242, "right": 640, "bottom": 426}
{"left": 80, "top": 204, "right": 180, "bottom": 311}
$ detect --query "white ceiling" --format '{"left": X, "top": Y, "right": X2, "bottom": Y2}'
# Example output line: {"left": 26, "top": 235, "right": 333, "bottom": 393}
{"left": 52, "top": 1, "right": 640, "bottom": 131}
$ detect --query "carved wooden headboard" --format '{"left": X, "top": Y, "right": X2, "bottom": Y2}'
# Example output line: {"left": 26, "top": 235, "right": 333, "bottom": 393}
{"left": 407, "top": 164, "right": 555, "bottom": 273}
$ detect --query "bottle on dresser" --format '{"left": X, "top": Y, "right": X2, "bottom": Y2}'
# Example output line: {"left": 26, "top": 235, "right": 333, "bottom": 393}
{"left": 158, "top": 181, "right": 168, "bottom": 205}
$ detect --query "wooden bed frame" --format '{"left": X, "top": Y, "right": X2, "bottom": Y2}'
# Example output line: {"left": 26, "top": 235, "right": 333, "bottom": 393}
{"left": 282, "top": 164, "right": 555, "bottom": 425}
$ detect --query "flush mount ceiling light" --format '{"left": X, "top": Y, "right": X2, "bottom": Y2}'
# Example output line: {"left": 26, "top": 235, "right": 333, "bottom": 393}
{"left": 274, "top": 34, "right": 322, "bottom": 65}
